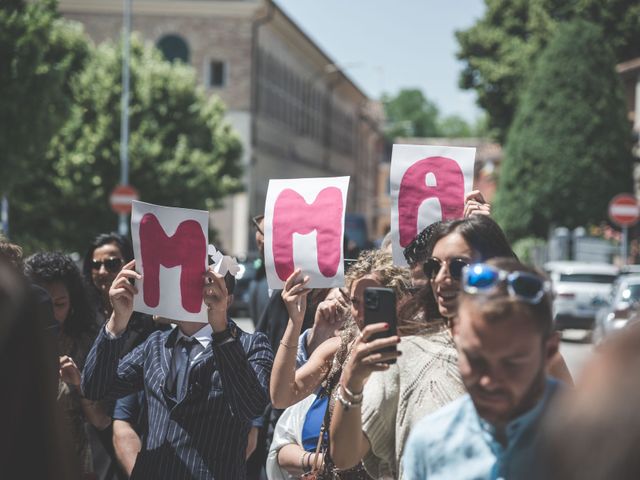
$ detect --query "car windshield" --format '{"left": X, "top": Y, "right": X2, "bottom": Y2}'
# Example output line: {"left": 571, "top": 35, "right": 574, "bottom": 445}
{"left": 559, "top": 273, "right": 616, "bottom": 284}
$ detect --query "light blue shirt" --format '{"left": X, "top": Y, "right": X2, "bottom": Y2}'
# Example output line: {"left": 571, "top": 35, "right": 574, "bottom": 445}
{"left": 402, "top": 377, "right": 560, "bottom": 480}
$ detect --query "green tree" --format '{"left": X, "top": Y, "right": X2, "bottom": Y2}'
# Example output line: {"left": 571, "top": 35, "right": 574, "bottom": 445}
{"left": 0, "top": 0, "right": 88, "bottom": 194}
{"left": 382, "top": 88, "right": 441, "bottom": 139}
{"left": 11, "top": 35, "right": 243, "bottom": 252}
{"left": 493, "top": 20, "right": 632, "bottom": 241}
{"left": 437, "top": 114, "right": 474, "bottom": 138}
{"left": 456, "top": 0, "right": 640, "bottom": 141}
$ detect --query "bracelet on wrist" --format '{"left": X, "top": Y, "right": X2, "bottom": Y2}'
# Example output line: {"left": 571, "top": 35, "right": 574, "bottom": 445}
{"left": 279, "top": 340, "right": 297, "bottom": 349}
{"left": 337, "top": 384, "right": 362, "bottom": 411}
{"left": 341, "top": 383, "right": 363, "bottom": 402}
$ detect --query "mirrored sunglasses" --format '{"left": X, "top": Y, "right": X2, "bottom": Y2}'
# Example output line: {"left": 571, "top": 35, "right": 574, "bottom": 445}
{"left": 462, "top": 263, "right": 550, "bottom": 304}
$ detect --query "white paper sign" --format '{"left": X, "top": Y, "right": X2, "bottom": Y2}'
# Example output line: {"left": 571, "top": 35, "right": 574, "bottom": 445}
{"left": 390, "top": 145, "right": 476, "bottom": 265}
{"left": 264, "top": 176, "right": 350, "bottom": 289}
{"left": 131, "top": 200, "right": 209, "bottom": 322}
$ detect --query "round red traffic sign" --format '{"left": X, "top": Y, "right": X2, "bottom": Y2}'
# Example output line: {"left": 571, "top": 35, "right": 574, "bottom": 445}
{"left": 608, "top": 194, "right": 639, "bottom": 227}
{"left": 110, "top": 184, "right": 139, "bottom": 214}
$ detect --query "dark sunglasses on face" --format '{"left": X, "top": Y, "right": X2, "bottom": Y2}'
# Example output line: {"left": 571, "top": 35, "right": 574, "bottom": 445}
{"left": 423, "top": 257, "right": 469, "bottom": 281}
{"left": 462, "top": 263, "right": 550, "bottom": 304}
{"left": 91, "top": 257, "right": 124, "bottom": 273}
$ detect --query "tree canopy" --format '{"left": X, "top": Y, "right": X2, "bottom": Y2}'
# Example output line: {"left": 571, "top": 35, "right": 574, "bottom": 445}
{"left": 493, "top": 19, "right": 633, "bottom": 241}
{"left": 456, "top": 0, "right": 640, "bottom": 141}
{"left": 0, "top": 0, "right": 88, "bottom": 194}
{"left": 382, "top": 88, "right": 483, "bottom": 140}
{"left": 10, "top": 33, "right": 243, "bottom": 252}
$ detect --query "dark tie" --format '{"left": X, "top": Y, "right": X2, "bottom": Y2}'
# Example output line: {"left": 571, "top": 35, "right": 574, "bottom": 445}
{"left": 174, "top": 337, "right": 198, "bottom": 402}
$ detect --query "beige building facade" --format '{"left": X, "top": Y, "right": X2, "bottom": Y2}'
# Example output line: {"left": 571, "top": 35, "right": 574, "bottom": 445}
{"left": 59, "top": 0, "right": 384, "bottom": 256}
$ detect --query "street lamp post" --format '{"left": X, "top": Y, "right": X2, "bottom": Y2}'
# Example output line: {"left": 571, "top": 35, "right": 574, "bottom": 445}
{"left": 118, "top": 0, "right": 132, "bottom": 236}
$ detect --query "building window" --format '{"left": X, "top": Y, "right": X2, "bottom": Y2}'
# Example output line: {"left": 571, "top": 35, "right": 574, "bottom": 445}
{"left": 156, "top": 34, "right": 190, "bottom": 63}
{"left": 208, "top": 60, "right": 227, "bottom": 88}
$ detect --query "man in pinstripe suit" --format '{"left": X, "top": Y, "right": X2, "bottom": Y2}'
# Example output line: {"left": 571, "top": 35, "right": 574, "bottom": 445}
{"left": 82, "top": 260, "right": 274, "bottom": 479}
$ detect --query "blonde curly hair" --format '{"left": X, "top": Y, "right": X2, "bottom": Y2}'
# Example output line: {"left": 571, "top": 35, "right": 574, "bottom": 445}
{"left": 345, "top": 249, "right": 411, "bottom": 300}
{"left": 320, "top": 250, "right": 411, "bottom": 394}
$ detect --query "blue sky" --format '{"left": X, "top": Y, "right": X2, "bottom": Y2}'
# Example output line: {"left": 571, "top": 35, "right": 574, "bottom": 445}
{"left": 276, "top": 0, "right": 486, "bottom": 122}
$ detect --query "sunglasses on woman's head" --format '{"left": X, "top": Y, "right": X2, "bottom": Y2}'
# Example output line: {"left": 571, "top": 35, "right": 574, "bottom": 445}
{"left": 462, "top": 263, "right": 550, "bottom": 304}
{"left": 91, "top": 257, "right": 124, "bottom": 273}
{"left": 423, "top": 257, "right": 469, "bottom": 281}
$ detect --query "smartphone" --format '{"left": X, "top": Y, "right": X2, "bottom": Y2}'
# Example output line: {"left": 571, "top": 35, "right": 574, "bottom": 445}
{"left": 363, "top": 287, "right": 398, "bottom": 364}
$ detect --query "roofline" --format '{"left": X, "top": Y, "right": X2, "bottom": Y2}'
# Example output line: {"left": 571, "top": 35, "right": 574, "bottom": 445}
{"left": 268, "top": 0, "right": 370, "bottom": 101}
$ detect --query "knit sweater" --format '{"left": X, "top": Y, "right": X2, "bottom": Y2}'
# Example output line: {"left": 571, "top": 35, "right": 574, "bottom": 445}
{"left": 361, "top": 329, "right": 465, "bottom": 479}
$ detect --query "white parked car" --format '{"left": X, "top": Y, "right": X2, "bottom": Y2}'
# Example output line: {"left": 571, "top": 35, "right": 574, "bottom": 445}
{"left": 544, "top": 261, "right": 618, "bottom": 330}
{"left": 593, "top": 275, "right": 640, "bottom": 343}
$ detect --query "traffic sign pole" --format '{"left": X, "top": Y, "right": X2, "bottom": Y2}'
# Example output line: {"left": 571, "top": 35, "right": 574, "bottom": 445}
{"left": 608, "top": 194, "right": 638, "bottom": 265}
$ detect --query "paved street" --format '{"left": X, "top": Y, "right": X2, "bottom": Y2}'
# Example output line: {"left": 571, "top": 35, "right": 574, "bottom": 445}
{"left": 559, "top": 330, "right": 596, "bottom": 381}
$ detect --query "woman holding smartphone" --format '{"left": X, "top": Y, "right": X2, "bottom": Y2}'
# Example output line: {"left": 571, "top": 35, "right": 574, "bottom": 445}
{"left": 268, "top": 249, "right": 410, "bottom": 479}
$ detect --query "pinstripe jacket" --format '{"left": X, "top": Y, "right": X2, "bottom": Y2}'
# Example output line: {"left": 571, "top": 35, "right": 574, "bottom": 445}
{"left": 82, "top": 320, "right": 273, "bottom": 479}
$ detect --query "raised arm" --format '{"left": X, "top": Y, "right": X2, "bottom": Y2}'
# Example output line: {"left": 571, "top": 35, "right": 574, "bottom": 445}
{"left": 82, "top": 260, "right": 145, "bottom": 401}
{"left": 270, "top": 270, "right": 338, "bottom": 409}
{"left": 205, "top": 268, "right": 273, "bottom": 420}
{"left": 330, "top": 323, "right": 401, "bottom": 470}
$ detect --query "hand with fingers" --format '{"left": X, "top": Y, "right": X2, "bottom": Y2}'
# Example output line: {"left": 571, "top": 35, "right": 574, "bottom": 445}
{"left": 203, "top": 268, "right": 230, "bottom": 332}
{"left": 341, "top": 323, "right": 401, "bottom": 395}
{"left": 107, "top": 260, "right": 141, "bottom": 335}
{"left": 59, "top": 355, "right": 82, "bottom": 387}
{"left": 464, "top": 190, "right": 491, "bottom": 218}
{"left": 281, "top": 268, "right": 310, "bottom": 326}
{"left": 308, "top": 288, "right": 349, "bottom": 352}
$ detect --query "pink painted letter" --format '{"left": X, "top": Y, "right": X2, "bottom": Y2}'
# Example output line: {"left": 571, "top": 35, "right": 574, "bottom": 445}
{"left": 398, "top": 156, "right": 465, "bottom": 247}
{"left": 139, "top": 213, "right": 206, "bottom": 313}
{"left": 272, "top": 187, "right": 344, "bottom": 281}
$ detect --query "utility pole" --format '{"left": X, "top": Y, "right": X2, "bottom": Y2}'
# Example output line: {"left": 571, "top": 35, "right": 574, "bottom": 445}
{"left": 118, "top": 0, "right": 132, "bottom": 236}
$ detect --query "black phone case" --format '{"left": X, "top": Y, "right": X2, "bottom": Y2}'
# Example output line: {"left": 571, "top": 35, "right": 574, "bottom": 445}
{"left": 363, "top": 287, "right": 398, "bottom": 364}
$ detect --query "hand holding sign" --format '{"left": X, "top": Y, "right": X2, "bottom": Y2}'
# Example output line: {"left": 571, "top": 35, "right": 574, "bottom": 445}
{"left": 281, "top": 269, "right": 310, "bottom": 325}
{"left": 107, "top": 259, "right": 141, "bottom": 335}
{"left": 203, "top": 268, "right": 229, "bottom": 332}
{"left": 463, "top": 190, "right": 491, "bottom": 218}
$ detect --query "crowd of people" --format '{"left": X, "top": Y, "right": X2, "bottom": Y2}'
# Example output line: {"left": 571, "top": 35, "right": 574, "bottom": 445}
{"left": 1, "top": 192, "right": 639, "bottom": 480}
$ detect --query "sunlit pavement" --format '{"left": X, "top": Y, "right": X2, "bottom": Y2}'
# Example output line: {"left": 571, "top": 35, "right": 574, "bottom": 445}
{"left": 559, "top": 329, "right": 595, "bottom": 381}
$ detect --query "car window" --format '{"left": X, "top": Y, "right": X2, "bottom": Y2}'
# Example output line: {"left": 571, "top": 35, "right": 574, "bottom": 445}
{"left": 558, "top": 273, "right": 617, "bottom": 284}
{"left": 620, "top": 284, "right": 640, "bottom": 302}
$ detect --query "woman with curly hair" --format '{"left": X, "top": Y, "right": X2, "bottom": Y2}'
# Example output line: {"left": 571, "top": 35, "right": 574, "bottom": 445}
{"left": 25, "top": 252, "right": 111, "bottom": 477}
{"left": 267, "top": 249, "right": 411, "bottom": 479}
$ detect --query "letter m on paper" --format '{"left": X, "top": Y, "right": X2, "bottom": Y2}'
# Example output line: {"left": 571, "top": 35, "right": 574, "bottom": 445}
{"left": 272, "top": 187, "right": 344, "bottom": 281}
{"left": 139, "top": 213, "right": 206, "bottom": 313}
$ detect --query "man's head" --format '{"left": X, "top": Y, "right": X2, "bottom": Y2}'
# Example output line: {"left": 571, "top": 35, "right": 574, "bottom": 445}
{"left": 0, "top": 239, "right": 24, "bottom": 271}
{"left": 454, "top": 257, "right": 558, "bottom": 428}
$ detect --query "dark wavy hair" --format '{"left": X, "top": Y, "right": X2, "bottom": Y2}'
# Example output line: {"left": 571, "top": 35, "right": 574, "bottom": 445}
{"left": 82, "top": 232, "right": 133, "bottom": 295}
{"left": 25, "top": 252, "right": 96, "bottom": 338}
{"left": 402, "top": 215, "right": 518, "bottom": 326}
